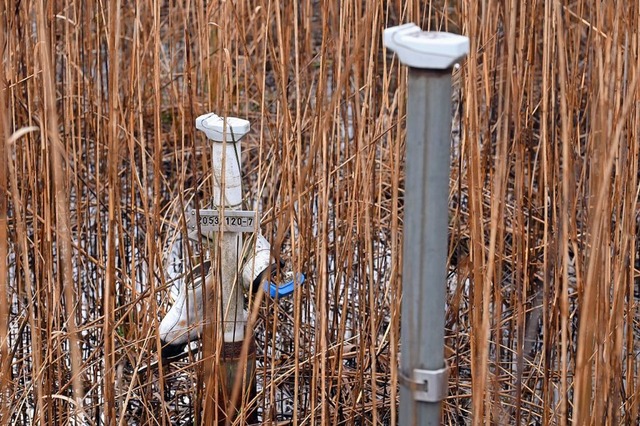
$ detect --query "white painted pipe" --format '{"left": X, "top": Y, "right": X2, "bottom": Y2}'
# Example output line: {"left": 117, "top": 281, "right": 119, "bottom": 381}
{"left": 241, "top": 233, "right": 275, "bottom": 290}
{"left": 196, "top": 113, "right": 250, "bottom": 343}
{"left": 158, "top": 263, "right": 209, "bottom": 351}
{"left": 160, "top": 114, "right": 282, "bottom": 356}
{"left": 196, "top": 113, "right": 246, "bottom": 209}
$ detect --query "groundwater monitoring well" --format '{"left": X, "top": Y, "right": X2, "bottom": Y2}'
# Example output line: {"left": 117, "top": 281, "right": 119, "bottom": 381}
{"left": 158, "top": 112, "right": 304, "bottom": 424}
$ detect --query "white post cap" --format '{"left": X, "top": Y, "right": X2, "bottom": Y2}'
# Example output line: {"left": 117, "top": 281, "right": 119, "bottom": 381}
{"left": 383, "top": 23, "right": 469, "bottom": 70}
{"left": 195, "top": 113, "right": 250, "bottom": 142}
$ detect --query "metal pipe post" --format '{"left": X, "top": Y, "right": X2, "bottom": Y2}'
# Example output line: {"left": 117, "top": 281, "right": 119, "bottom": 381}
{"left": 383, "top": 24, "right": 469, "bottom": 426}
{"left": 399, "top": 68, "right": 452, "bottom": 425}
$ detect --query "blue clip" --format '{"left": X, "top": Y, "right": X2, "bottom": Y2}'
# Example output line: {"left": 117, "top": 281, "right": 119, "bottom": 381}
{"left": 264, "top": 273, "right": 306, "bottom": 299}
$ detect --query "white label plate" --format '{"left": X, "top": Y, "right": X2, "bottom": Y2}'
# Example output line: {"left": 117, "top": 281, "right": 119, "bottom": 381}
{"left": 188, "top": 209, "right": 257, "bottom": 233}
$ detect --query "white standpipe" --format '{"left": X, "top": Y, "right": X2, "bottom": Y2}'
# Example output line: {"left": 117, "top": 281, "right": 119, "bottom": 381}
{"left": 196, "top": 113, "right": 250, "bottom": 343}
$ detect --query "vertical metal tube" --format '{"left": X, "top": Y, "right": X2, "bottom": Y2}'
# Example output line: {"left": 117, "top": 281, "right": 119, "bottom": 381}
{"left": 399, "top": 68, "right": 453, "bottom": 425}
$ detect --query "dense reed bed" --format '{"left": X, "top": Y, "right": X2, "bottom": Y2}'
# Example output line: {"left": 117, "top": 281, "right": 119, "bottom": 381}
{"left": 0, "top": 0, "right": 639, "bottom": 425}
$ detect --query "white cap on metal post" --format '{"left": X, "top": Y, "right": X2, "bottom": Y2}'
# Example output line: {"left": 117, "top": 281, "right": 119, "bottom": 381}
{"left": 383, "top": 23, "right": 469, "bottom": 69}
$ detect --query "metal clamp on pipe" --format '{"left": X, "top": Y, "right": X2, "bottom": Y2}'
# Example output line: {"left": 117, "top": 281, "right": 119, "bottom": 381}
{"left": 399, "top": 365, "right": 449, "bottom": 403}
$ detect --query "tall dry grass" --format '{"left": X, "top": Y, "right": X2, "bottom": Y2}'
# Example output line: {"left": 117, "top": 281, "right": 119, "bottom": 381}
{"left": 0, "top": 0, "right": 639, "bottom": 425}
{"left": 454, "top": 1, "right": 640, "bottom": 425}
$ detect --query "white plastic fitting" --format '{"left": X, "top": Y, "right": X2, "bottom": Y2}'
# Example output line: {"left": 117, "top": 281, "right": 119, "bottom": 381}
{"left": 242, "top": 234, "right": 273, "bottom": 289}
{"left": 383, "top": 23, "right": 469, "bottom": 70}
{"left": 159, "top": 269, "right": 208, "bottom": 347}
{"left": 158, "top": 234, "right": 276, "bottom": 349}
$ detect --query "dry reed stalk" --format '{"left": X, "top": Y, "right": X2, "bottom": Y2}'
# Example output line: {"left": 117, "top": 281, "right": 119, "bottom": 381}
{"left": 35, "top": 0, "right": 84, "bottom": 422}
{"left": 0, "top": 3, "right": 10, "bottom": 423}
{"left": 105, "top": 0, "right": 122, "bottom": 423}
{"left": 451, "top": 1, "right": 640, "bottom": 425}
